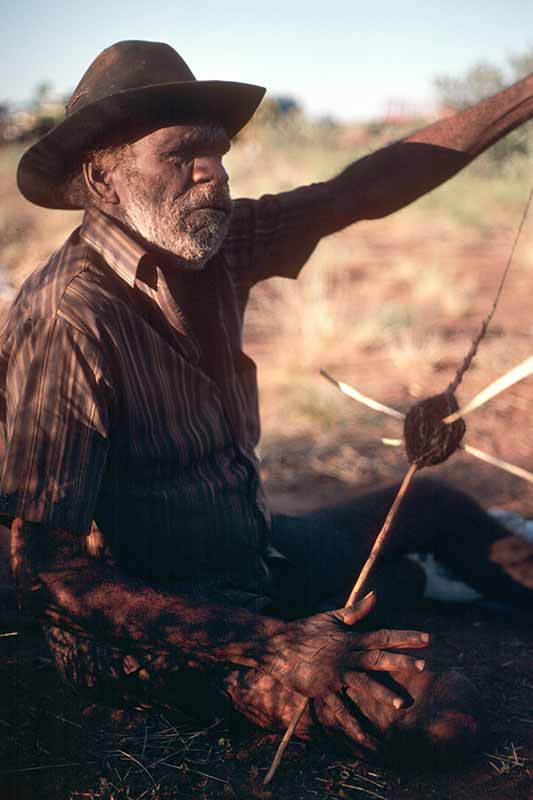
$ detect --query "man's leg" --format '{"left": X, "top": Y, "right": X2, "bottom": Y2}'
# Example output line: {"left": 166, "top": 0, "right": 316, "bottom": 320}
{"left": 269, "top": 478, "right": 533, "bottom": 615}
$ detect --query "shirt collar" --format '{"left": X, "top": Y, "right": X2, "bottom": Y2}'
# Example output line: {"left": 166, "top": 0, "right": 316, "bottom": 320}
{"left": 80, "top": 207, "right": 148, "bottom": 288}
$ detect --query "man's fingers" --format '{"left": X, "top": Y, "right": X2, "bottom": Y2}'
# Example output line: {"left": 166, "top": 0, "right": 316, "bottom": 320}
{"left": 342, "top": 670, "right": 405, "bottom": 710}
{"left": 333, "top": 591, "right": 376, "bottom": 626}
{"left": 323, "top": 694, "right": 379, "bottom": 752}
{"left": 351, "top": 650, "right": 426, "bottom": 673}
{"left": 356, "top": 628, "right": 430, "bottom": 650}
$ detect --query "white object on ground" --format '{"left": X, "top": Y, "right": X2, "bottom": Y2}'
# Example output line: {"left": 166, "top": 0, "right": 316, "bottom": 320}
{"left": 408, "top": 553, "right": 483, "bottom": 603}
{"left": 488, "top": 507, "right": 533, "bottom": 544}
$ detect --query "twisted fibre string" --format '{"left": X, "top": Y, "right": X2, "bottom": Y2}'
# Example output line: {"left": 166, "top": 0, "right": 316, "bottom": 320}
{"left": 448, "top": 188, "right": 533, "bottom": 394}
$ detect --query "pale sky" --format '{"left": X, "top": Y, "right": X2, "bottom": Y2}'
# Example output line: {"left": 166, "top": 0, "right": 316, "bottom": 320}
{"left": 2, "top": 0, "right": 532, "bottom": 120}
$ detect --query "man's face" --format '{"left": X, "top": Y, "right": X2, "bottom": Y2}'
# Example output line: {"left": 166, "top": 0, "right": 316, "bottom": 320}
{"left": 111, "top": 122, "right": 232, "bottom": 269}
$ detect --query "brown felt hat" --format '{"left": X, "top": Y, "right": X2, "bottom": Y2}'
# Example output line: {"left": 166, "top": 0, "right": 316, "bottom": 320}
{"left": 17, "top": 40, "right": 266, "bottom": 210}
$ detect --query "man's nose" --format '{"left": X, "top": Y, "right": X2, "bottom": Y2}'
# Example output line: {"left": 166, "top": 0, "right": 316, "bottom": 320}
{"left": 192, "top": 156, "right": 229, "bottom": 186}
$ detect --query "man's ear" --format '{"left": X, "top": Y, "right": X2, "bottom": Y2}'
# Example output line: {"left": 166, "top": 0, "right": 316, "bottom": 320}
{"left": 82, "top": 160, "right": 120, "bottom": 205}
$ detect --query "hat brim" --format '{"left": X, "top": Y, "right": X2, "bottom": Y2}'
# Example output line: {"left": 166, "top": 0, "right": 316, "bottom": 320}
{"left": 17, "top": 79, "right": 266, "bottom": 210}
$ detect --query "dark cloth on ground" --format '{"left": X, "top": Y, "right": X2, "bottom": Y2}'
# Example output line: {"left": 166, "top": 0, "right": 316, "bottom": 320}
{"left": 268, "top": 478, "right": 533, "bottom": 617}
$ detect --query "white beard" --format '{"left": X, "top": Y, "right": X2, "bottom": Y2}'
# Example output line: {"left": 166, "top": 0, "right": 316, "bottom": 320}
{"left": 120, "top": 178, "right": 231, "bottom": 269}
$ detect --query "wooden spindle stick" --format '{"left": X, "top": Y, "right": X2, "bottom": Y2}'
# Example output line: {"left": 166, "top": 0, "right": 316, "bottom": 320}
{"left": 345, "top": 462, "right": 417, "bottom": 607}
{"left": 320, "top": 369, "right": 405, "bottom": 420}
{"left": 263, "top": 462, "right": 418, "bottom": 785}
{"left": 447, "top": 188, "right": 532, "bottom": 395}
{"left": 323, "top": 355, "right": 533, "bottom": 432}
{"left": 262, "top": 695, "right": 309, "bottom": 784}
{"left": 444, "top": 356, "right": 533, "bottom": 425}
{"left": 463, "top": 444, "right": 533, "bottom": 484}
{"left": 382, "top": 437, "right": 533, "bottom": 485}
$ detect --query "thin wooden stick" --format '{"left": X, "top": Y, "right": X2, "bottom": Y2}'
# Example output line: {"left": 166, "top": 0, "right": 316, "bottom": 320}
{"left": 448, "top": 188, "right": 533, "bottom": 394}
{"left": 322, "top": 355, "right": 533, "bottom": 432}
{"left": 262, "top": 695, "right": 309, "bottom": 784}
{"left": 321, "top": 369, "right": 405, "bottom": 420}
{"left": 345, "top": 463, "right": 418, "bottom": 607}
{"left": 263, "top": 462, "right": 418, "bottom": 785}
{"left": 444, "top": 356, "right": 533, "bottom": 424}
{"left": 463, "top": 444, "right": 533, "bottom": 484}
{"left": 381, "top": 437, "right": 533, "bottom": 485}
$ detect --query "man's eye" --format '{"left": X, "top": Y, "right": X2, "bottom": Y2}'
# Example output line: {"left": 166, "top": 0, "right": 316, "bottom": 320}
{"left": 164, "top": 152, "right": 186, "bottom": 163}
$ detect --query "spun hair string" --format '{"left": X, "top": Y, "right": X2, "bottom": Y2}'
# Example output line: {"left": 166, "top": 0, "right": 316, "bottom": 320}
{"left": 448, "top": 187, "right": 533, "bottom": 394}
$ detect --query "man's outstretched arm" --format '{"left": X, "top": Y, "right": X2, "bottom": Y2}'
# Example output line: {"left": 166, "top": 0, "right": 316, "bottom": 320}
{"left": 325, "top": 73, "right": 532, "bottom": 229}
{"left": 11, "top": 518, "right": 428, "bottom": 746}
{"left": 227, "top": 74, "right": 531, "bottom": 285}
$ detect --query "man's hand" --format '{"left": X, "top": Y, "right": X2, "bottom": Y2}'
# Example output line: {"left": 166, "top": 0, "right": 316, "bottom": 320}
{"left": 261, "top": 591, "right": 429, "bottom": 749}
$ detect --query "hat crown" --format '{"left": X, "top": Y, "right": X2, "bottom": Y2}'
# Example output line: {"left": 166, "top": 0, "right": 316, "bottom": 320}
{"left": 18, "top": 40, "right": 265, "bottom": 210}
{"left": 66, "top": 40, "right": 196, "bottom": 115}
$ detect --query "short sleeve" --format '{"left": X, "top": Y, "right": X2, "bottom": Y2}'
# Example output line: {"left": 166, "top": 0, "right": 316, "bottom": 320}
{"left": 224, "top": 181, "right": 334, "bottom": 287}
{"left": 0, "top": 317, "right": 112, "bottom": 534}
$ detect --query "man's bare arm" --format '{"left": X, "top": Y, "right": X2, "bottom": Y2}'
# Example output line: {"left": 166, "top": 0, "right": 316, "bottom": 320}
{"left": 326, "top": 73, "right": 532, "bottom": 228}
{"left": 10, "top": 518, "right": 284, "bottom": 665}
{"left": 10, "top": 517, "right": 428, "bottom": 742}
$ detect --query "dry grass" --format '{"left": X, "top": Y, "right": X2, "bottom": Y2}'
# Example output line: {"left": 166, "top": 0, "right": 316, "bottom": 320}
{"left": 486, "top": 742, "right": 528, "bottom": 775}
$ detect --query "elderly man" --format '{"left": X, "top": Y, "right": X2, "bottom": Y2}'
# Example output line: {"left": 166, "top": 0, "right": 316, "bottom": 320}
{"left": 3, "top": 41, "right": 533, "bottom": 764}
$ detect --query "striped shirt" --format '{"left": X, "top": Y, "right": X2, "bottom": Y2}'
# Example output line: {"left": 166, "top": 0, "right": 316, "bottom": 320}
{"left": 0, "top": 182, "right": 333, "bottom": 595}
